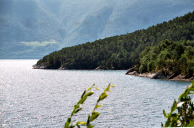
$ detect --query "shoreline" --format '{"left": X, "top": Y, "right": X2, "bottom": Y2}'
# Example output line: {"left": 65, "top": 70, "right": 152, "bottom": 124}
{"left": 126, "top": 71, "right": 193, "bottom": 82}
{"left": 33, "top": 64, "right": 193, "bottom": 82}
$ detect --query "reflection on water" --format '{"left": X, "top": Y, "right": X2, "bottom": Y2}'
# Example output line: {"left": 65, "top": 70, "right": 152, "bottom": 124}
{"left": 0, "top": 60, "right": 190, "bottom": 127}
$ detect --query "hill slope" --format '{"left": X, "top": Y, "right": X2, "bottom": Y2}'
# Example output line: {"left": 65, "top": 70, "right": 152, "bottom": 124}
{"left": 126, "top": 39, "right": 194, "bottom": 80}
{"left": 34, "top": 12, "right": 194, "bottom": 71}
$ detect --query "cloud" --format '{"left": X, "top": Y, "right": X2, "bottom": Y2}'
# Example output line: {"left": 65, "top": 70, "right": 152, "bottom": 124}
{"left": 20, "top": 40, "right": 57, "bottom": 47}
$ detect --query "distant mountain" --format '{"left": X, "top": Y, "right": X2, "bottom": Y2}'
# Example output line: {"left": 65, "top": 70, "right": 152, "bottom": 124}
{"left": 34, "top": 12, "right": 194, "bottom": 71}
{"left": 0, "top": 0, "right": 193, "bottom": 58}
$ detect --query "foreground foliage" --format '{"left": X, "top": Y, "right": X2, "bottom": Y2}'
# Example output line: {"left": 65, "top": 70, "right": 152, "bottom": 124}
{"left": 64, "top": 82, "right": 194, "bottom": 127}
{"left": 65, "top": 84, "right": 115, "bottom": 128}
{"left": 162, "top": 81, "right": 194, "bottom": 127}
{"left": 36, "top": 11, "right": 194, "bottom": 70}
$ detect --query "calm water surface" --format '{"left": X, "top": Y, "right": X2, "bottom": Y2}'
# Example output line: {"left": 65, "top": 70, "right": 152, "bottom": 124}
{"left": 0, "top": 60, "right": 191, "bottom": 128}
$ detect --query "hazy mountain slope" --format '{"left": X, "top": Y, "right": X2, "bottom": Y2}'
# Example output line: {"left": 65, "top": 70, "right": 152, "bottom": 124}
{"left": 59, "top": 0, "right": 194, "bottom": 47}
{"left": 0, "top": 0, "right": 62, "bottom": 58}
{"left": 0, "top": 0, "right": 193, "bottom": 58}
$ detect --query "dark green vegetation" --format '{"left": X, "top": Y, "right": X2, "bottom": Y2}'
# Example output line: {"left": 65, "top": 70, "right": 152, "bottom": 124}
{"left": 135, "top": 39, "right": 194, "bottom": 77}
{"left": 162, "top": 81, "right": 194, "bottom": 127}
{"left": 65, "top": 84, "right": 115, "bottom": 128}
{"left": 35, "top": 11, "right": 194, "bottom": 70}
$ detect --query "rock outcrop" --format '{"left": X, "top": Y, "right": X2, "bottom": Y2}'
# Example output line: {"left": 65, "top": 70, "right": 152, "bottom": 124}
{"left": 95, "top": 66, "right": 109, "bottom": 70}
{"left": 32, "top": 64, "right": 47, "bottom": 69}
{"left": 126, "top": 69, "right": 193, "bottom": 82}
{"left": 58, "top": 66, "right": 67, "bottom": 70}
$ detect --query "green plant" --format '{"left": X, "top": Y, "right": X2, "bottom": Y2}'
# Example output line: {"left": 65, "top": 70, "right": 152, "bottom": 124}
{"left": 64, "top": 84, "right": 115, "bottom": 128}
{"left": 162, "top": 81, "right": 194, "bottom": 127}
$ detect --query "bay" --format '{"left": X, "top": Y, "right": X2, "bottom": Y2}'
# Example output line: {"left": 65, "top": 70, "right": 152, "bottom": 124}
{"left": 0, "top": 60, "right": 190, "bottom": 127}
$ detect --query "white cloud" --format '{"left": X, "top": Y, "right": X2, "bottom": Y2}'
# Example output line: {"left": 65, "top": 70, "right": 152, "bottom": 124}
{"left": 20, "top": 40, "right": 57, "bottom": 47}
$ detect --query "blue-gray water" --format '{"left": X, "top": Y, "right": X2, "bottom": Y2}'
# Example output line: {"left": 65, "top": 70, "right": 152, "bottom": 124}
{"left": 0, "top": 60, "right": 191, "bottom": 128}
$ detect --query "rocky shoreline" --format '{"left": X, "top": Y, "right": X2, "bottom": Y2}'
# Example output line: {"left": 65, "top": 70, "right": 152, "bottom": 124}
{"left": 126, "top": 68, "right": 193, "bottom": 82}
{"left": 32, "top": 64, "right": 46, "bottom": 69}
{"left": 33, "top": 65, "right": 111, "bottom": 70}
{"left": 33, "top": 64, "right": 193, "bottom": 82}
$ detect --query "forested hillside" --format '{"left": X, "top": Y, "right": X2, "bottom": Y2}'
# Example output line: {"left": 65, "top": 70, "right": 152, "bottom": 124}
{"left": 135, "top": 39, "right": 194, "bottom": 78}
{"left": 35, "top": 11, "right": 194, "bottom": 70}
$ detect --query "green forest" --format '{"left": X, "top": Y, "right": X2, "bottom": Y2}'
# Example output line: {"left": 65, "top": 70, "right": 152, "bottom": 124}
{"left": 135, "top": 39, "right": 194, "bottom": 77}
{"left": 35, "top": 11, "right": 194, "bottom": 75}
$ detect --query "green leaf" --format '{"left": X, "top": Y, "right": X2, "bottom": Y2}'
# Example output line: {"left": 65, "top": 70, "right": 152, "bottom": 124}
{"left": 76, "top": 121, "right": 87, "bottom": 126}
{"left": 87, "top": 124, "right": 94, "bottom": 128}
{"left": 87, "top": 86, "right": 92, "bottom": 91}
{"left": 188, "top": 118, "right": 194, "bottom": 127}
{"left": 71, "top": 104, "right": 80, "bottom": 116}
{"left": 94, "top": 104, "right": 103, "bottom": 110}
{"left": 79, "top": 122, "right": 87, "bottom": 125}
{"left": 98, "top": 92, "right": 108, "bottom": 102}
{"left": 170, "top": 100, "right": 177, "bottom": 113}
{"left": 178, "top": 93, "right": 184, "bottom": 101}
{"left": 104, "top": 84, "right": 111, "bottom": 92}
{"left": 167, "top": 113, "right": 172, "bottom": 118}
{"left": 178, "top": 88, "right": 190, "bottom": 101}
{"left": 87, "top": 114, "right": 90, "bottom": 125}
{"left": 95, "top": 87, "right": 99, "bottom": 91}
{"left": 75, "top": 108, "right": 82, "bottom": 113}
{"left": 74, "top": 104, "right": 79, "bottom": 110}
{"left": 190, "top": 82, "right": 194, "bottom": 91}
{"left": 163, "top": 109, "right": 168, "bottom": 118}
{"left": 90, "top": 112, "right": 100, "bottom": 122}
{"left": 81, "top": 90, "right": 86, "bottom": 98}
{"left": 65, "top": 117, "right": 71, "bottom": 128}
{"left": 70, "top": 111, "right": 74, "bottom": 117}
{"left": 78, "top": 96, "right": 87, "bottom": 104}
{"left": 164, "top": 118, "right": 171, "bottom": 127}
{"left": 85, "top": 92, "right": 94, "bottom": 97}
{"left": 87, "top": 84, "right": 95, "bottom": 91}
{"left": 184, "top": 88, "right": 190, "bottom": 97}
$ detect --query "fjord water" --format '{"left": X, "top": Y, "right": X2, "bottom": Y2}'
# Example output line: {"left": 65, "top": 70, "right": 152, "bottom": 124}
{"left": 0, "top": 60, "right": 190, "bottom": 127}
